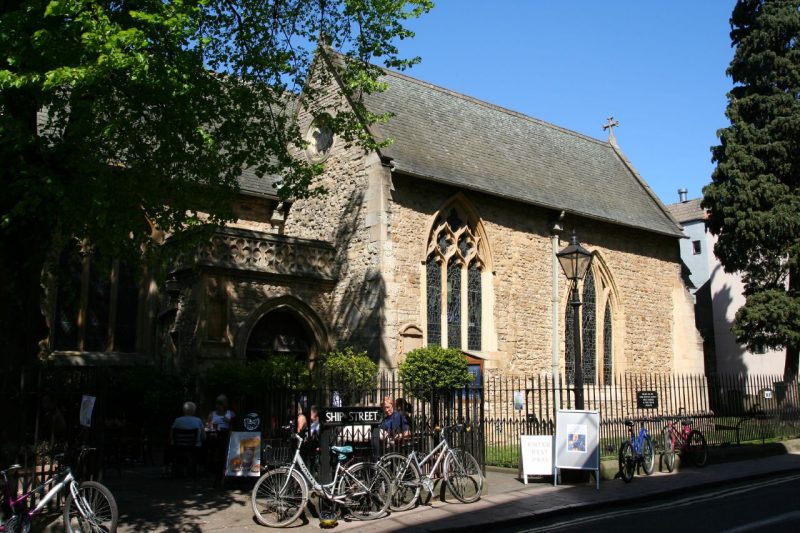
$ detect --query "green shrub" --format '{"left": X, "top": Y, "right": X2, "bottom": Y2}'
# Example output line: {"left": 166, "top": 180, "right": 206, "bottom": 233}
{"left": 203, "top": 354, "right": 311, "bottom": 399}
{"left": 319, "top": 347, "right": 378, "bottom": 404}
{"left": 399, "top": 346, "right": 473, "bottom": 396}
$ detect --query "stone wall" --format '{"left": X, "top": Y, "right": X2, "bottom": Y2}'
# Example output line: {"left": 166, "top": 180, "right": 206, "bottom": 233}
{"left": 385, "top": 173, "right": 702, "bottom": 376}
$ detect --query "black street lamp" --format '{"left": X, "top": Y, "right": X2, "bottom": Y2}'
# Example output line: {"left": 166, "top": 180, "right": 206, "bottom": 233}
{"left": 557, "top": 230, "right": 593, "bottom": 410}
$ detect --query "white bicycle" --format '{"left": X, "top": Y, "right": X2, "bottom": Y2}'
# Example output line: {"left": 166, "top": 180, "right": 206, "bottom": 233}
{"left": 379, "top": 423, "right": 484, "bottom": 511}
{"left": 250, "top": 432, "right": 392, "bottom": 527}
{"left": 0, "top": 447, "right": 118, "bottom": 533}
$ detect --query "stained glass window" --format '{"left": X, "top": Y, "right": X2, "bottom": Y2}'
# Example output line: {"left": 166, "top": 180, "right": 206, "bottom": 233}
{"left": 114, "top": 261, "right": 139, "bottom": 352}
{"left": 426, "top": 205, "right": 486, "bottom": 351}
{"left": 565, "top": 286, "right": 577, "bottom": 385}
{"left": 85, "top": 259, "right": 111, "bottom": 352}
{"left": 447, "top": 258, "right": 461, "bottom": 349}
{"left": 53, "top": 243, "right": 83, "bottom": 351}
{"left": 468, "top": 262, "right": 481, "bottom": 350}
{"left": 582, "top": 268, "right": 597, "bottom": 384}
{"left": 603, "top": 304, "right": 613, "bottom": 385}
{"left": 427, "top": 258, "right": 441, "bottom": 345}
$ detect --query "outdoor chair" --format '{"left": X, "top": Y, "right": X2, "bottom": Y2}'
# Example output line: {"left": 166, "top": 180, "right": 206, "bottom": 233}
{"left": 168, "top": 428, "right": 200, "bottom": 480}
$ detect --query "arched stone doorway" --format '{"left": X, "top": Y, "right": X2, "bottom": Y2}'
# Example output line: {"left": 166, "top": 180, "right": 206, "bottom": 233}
{"left": 245, "top": 309, "right": 313, "bottom": 361}
{"left": 239, "top": 297, "right": 329, "bottom": 365}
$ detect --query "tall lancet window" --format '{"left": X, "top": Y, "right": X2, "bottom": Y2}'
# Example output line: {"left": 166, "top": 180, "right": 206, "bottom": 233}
{"left": 425, "top": 206, "right": 485, "bottom": 350}
{"left": 581, "top": 268, "right": 597, "bottom": 385}
{"left": 565, "top": 261, "right": 616, "bottom": 386}
{"left": 603, "top": 304, "right": 613, "bottom": 385}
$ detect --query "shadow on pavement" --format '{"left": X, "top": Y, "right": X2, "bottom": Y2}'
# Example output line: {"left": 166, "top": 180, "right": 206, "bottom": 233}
{"left": 103, "top": 466, "right": 257, "bottom": 532}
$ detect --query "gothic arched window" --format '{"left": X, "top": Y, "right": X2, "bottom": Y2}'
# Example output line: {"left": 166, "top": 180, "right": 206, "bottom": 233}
{"left": 582, "top": 268, "right": 597, "bottom": 385}
{"left": 603, "top": 304, "right": 613, "bottom": 384}
{"left": 565, "top": 261, "right": 615, "bottom": 385}
{"left": 426, "top": 207, "right": 485, "bottom": 350}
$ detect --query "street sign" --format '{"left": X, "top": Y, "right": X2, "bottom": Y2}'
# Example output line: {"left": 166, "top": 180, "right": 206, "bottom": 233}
{"left": 321, "top": 407, "right": 383, "bottom": 426}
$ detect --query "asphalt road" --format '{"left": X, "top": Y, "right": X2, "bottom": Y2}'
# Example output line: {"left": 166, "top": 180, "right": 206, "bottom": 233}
{"left": 501, "top": 472, "right": 800, "bottom": 533}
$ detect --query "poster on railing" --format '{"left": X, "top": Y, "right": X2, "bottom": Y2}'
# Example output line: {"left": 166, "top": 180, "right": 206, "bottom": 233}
{"left": 519, "top": 435, "right": 552, "bottom": 483}
{"left": 225, "top": 431, "right": 262, "bottom": 477}
{"left": 555, "top": 409, "right": 600, "bottom": 488}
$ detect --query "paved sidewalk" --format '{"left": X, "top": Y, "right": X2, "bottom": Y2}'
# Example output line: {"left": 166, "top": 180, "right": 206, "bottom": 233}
{"left": 77, "top": 448, "right": 800, "bottom": 532}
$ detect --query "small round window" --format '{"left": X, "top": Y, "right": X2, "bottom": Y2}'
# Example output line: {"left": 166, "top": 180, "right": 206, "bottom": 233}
{"left": 305, "top": 115, "right": 335, "bottom": 162}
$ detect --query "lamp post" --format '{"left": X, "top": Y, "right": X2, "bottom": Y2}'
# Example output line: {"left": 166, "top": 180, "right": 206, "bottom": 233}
{"left": 556, "top": 231, "right": 593, "bottom": 410}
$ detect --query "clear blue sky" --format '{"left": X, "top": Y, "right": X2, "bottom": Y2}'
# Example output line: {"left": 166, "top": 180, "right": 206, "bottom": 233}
{"left": 392, "top": 0, "right": 737, "bottom": 206}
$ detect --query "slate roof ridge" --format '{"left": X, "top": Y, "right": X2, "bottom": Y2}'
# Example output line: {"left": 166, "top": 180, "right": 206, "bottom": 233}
{"left": 379, "top": 67, "right": 611, "bottom": 149}
{"left": 607, "top": 141, "right": 683, "bottom": 232}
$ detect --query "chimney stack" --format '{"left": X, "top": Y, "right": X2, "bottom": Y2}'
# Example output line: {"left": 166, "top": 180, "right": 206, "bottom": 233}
{"left": 678, "top": 188, "right": 688, "bottom": 203}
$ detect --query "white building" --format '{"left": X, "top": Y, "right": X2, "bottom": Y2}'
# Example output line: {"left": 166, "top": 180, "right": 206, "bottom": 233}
{"left": 667, "top": 190, "right": 784, "bottom": 376}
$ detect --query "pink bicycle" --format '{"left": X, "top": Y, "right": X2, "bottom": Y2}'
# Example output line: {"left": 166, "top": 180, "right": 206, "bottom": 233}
{"left": 661, "top": 410, "right": 709, "bottom": 471}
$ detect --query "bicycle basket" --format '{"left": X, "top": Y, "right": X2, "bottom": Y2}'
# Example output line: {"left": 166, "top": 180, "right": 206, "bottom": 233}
{"left": 262, "top": 442, "right": 293, "bottom": 467}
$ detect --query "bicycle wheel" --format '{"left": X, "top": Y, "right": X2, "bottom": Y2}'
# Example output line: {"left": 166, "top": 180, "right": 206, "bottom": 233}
{"left": 618, "top": 441, "right": 634, "bottom": 483}
{"left": 379, "top": 452, "right": 421, "bottom": 512}
{"left": 337, "top": 462, "right": 391, "bottom": 520}
{"left": 687, "top": 430, "right": 709, "bottom": 467}
{"left": 642, "top": 436, "right": 655, "bottom": 475}
{"left": 251, "top": 467, "right": 308, "bottom": 527}
{"left": 62, "top": 480, "right": 119, "bottom": 533}
{"left": 444, "top": 450, "right": 484, "bottom": 503}
{"left": 662, "top": 429, "right": 676, "bottom": 473}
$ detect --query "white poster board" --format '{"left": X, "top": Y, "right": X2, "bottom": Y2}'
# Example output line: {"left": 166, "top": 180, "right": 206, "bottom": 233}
{"left": 555, "top": 409, "right": 600, "bottom": 489}
{"left": 519, "top": 435, "right": 553, "bottom": 483}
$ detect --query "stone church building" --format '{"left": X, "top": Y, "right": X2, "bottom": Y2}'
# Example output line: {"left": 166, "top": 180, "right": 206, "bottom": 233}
{"left": 45, "top": 61, "right": 704, "bottom": 382}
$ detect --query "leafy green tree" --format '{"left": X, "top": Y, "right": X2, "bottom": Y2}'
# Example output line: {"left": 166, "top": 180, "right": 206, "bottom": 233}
{"left": 0, "top": 1, "right": 431, "bottom": 378}
{"left": 399, "top": 346, "right": 473, "bottom": 397}
{"left": 703, "top": 0, "right": 800, "bottom": 378}
{"left": 319, "top": 347, "right": 378, "bottom": 404}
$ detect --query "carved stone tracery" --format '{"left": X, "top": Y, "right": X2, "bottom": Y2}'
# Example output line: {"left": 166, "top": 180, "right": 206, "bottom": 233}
{"left": 191, "top": 228, "right": 336, "bottom": 280}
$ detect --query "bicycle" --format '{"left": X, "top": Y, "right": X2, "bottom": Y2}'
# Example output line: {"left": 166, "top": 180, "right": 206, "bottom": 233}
{"left": 378, "top": 423, "right": 484, "bottom": 511}
{"left": 618, "top": 418, "right": 655, "bottom": 483}
{"left": 0, "top": 447, "right": 118, "bottom": 533}
{"left": 662, "top": 411, "right": 708, "bottom": 471}
{"left": 250, "top": 431, "right": 392, "bottom": 527}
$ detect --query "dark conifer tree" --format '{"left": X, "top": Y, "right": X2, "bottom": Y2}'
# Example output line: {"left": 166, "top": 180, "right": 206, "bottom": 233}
{"left": 703, "top": 0, "right": 800, "bottom": 377}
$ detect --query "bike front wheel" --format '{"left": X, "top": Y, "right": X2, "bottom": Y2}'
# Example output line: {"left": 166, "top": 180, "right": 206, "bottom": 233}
{"left": 618, "top": 441, "right": 634, "bottom": 483}
{"left": 642, "top": 436, "right": 655, "bottom": 475}
{"left": 687, "top": 430, "right": 709, "bottom": 467}
{"left": 337, "top": 462, "right": 392, "bottom": 521}
{"left": 63, "top": 480, "right": 119, "bottom": 533}
{"left": 379, "top": 452, "right": 421, "bottom": 512}
{"left": 662, "top": 429, "right": 676, "bottom": 473}
{"left": 444, "top": 450, "right": 484, "bottom": 503}
{"left": 251, "top": 467, "right": 308, "bottom": 527}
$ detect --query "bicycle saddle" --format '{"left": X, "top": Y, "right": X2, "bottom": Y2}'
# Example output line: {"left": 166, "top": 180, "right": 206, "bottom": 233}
{"left": 330, "top": 445, "right": 353, "bottom": 462}
{"left": 624, "top": 419, "right": 634, "bottom": 427}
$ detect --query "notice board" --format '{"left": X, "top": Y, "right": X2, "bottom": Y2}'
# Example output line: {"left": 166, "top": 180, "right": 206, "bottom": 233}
{"left": 519, "top": 435, "right": 553, "bottom": 483}
{"left": 555, "top": 409, "right": 600, "bottom": 488}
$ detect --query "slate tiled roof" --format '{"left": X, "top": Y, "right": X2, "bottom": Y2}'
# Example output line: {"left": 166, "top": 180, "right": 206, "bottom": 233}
{"left": 238, "top": 167, "right": 282, "bottom": 199}
{"left": 666, "top": 198, "right": 706, "bottom": 225}
{"left": 363, "top": 70, "right": 683, "bottom": 238}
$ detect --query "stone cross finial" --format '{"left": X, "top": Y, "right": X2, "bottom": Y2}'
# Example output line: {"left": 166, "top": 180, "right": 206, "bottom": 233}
{"left": 603, "top": 116, "right": 619, "bottom": 145}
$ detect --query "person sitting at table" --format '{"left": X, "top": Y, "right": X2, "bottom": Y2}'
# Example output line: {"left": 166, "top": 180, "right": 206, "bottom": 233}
{"left": 207, "top": 394, "right": 234, "bottom": 431}
{"left": 172, "top": 401, "right": 205, "bottom": 446}
{"left": 167, "top": 401, "right": 204, "bottom": 477}
{"left": 380, "top": 396, "right": 410, "bottom": 441}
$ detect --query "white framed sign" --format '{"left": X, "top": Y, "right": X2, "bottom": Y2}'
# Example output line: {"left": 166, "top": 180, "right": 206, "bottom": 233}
{"left": 519, "top": 435, "right": 553, "bottom": 484}
{"left": 555, "top": 409, "right": 600, "bottom": 489}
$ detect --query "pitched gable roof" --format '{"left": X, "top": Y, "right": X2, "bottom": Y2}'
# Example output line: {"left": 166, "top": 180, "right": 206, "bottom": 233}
{"left": 666, "top": 198, "right": 706, "bottom": 225}
{"left": 362, "top": 70, "right": 683, "bottom": 238}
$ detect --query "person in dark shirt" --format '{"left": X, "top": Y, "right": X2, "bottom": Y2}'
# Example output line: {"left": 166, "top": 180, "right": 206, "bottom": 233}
{"left": 380, "top": 396, "right": 410, "bottom": 441}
